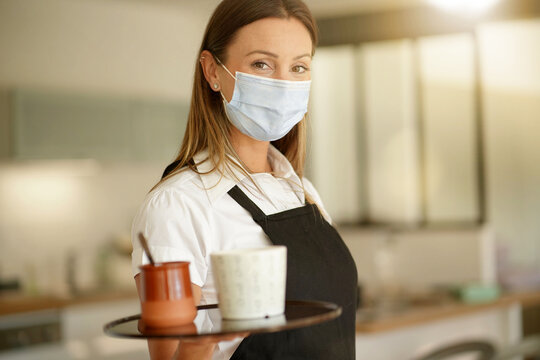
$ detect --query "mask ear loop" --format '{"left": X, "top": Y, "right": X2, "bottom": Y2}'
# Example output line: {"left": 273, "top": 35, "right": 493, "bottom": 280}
{"left": 214, "top": 56, "right": 237, "bottom": 102}
{"left": 214, "top": 57, "right": 236, "bottom": 80}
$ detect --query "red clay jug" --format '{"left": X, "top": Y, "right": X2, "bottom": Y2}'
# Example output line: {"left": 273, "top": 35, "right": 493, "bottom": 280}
{"left": 139, "top": 261, "right": 197, "bottom": 327}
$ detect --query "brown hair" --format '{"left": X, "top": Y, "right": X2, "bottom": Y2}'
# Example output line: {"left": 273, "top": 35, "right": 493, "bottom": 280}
{"left": 153, "top": 0, "right": 318, "bottom": 197}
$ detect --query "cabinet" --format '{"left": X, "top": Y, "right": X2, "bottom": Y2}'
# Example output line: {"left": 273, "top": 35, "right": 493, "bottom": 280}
{"left": 0, "top": 298, "right": 147, "bottom": 360}
{"left": 355, "top": 304, "right": 521, "bottom": 360}
{"left": 310, "top": 35, "right": 481, "bottom": 225}
{"left": 61, "top": 299, "right": 147, "bottom": 359}
{"left": 0, "top": 89, "right": 189, "bottom": 162}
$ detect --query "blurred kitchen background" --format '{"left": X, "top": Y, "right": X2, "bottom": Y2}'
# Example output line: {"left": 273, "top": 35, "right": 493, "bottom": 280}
{"left": 1, "top": 0, "right": 540, "bottom": 359}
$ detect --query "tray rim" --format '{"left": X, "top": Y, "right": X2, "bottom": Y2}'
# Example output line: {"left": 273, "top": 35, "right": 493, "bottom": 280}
{"left": 103, "top": 299, "right": 342, "bottom": 339}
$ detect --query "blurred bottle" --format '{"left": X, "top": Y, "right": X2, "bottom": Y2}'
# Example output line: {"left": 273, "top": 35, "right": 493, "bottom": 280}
{"left": 373, "top": 231, "right": 403, "bottom": 310}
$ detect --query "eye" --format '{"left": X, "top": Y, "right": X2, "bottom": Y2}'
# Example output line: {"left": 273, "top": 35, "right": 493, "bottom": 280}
{"left": 252, "top": 61, "right": 271, "bottom": 70}
{"left": 292, "top": 65, "right": 309, "bottom": 73}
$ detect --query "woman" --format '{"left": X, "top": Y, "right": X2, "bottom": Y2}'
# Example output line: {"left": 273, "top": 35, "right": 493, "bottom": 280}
{"left": 131, "top": 0, "right": 357, "bottom": 359}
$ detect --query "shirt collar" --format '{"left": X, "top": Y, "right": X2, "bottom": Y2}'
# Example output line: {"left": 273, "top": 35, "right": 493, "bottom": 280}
{"left": 193, "top": 145, "right": 302, "bottom": 204}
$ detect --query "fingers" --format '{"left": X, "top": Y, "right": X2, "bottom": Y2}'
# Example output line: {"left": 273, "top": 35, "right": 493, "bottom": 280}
{"left": 181, "top": 332, "right": 250, "bottom": 344}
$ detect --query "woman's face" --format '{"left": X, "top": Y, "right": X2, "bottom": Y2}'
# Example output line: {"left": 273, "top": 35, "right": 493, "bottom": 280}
{"left": 210, "top": 17, "right": 313, "bottom": 102}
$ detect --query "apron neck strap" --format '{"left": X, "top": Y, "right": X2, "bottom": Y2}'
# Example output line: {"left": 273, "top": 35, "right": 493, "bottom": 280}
{"left": 227, "top": 185, "right": 267, "bottom": 221}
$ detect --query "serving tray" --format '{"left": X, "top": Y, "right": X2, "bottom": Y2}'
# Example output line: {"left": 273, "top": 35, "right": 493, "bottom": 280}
{"left": 103, "top": 300, "right": 341, "bottom": 339}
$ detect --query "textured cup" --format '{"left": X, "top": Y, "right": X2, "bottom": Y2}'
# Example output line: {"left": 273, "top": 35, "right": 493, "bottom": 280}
{"left": 211, "top": 246, "right": 287, "bottom": 320}
{"left": 139, "top": 261, "right": 197, "bottom": 327}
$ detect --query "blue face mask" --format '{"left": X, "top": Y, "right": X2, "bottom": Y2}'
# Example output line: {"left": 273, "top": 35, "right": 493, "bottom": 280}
{"left": 219, "top": 63, "right": 311, "bottom": 142}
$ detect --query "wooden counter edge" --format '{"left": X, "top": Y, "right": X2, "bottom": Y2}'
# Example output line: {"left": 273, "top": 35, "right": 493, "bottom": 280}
{"left": 0, "top": 289, "right": 139, "bottom": 317}
{"left": 356, "top": 290, "right": 540, "bottom": 334}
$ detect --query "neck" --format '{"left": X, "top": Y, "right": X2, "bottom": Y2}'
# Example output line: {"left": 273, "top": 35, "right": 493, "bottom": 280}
{"left": 229, "top": 127, "right": 272, "bottom": 173}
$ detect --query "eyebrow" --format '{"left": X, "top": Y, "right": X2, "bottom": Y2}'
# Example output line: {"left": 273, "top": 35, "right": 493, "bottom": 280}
{"left": 245, "top": 50, "right": 311, "bottom": 60}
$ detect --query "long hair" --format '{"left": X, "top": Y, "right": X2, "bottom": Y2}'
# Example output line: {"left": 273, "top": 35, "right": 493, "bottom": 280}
{"left": 153, "top": 0, "right": 318, "bottom": 198}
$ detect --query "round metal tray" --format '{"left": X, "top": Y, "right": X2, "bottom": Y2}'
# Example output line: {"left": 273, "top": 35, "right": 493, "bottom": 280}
{"left": 104, "top": 300, "right": 341, "bottom": 339}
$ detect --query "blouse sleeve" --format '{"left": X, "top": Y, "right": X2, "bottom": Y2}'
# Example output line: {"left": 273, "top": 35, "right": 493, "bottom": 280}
{"left": 131, "top": 187, "right": 211, "bottom": 287}
{"left": 302, "top": 177, "right": 333, "bottom": 225}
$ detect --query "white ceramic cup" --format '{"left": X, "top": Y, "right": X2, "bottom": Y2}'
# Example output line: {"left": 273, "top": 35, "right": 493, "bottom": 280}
{"left": 210, "top": 246, "right": 287, "bottom": 320}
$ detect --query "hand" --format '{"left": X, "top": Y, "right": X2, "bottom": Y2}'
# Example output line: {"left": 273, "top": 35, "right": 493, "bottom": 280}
{"left": 181, "top": 332, "right": 250, "bottom": 344}
{"left": 173, "top": 332, "right": 250, "bottom": 360}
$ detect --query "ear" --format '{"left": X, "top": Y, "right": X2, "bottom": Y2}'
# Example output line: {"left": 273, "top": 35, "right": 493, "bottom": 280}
{"left": 200, "top": 50, "right": 222, "bottom": 92}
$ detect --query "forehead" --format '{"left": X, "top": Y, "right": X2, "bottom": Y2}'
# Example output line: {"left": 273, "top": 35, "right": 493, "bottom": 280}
{"left": 226, "top": 17, "right": 313, "bottom": 58}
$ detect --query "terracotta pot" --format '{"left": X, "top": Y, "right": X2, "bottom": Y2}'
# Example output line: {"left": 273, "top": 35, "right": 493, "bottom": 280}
{"left": 139, "top": 262, "right": 197, "bottom": 327}
{"left": 138, "top": 318, "right": 197, "bottom": 336}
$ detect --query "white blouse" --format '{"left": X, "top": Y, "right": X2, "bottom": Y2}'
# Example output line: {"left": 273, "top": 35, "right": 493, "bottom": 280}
{"left": 131, "top": 145, "right": 331, "bottom": 359}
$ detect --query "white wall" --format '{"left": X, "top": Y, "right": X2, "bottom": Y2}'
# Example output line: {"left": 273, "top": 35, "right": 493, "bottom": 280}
{"left": 0, "top": 0, "right": 213, "bottom": 101}
{"left": 0, "top": 161, "right": 164, "bottom": 295}
{"left": 0, "top": 0, "right": 215, "bottom": 293}
{"left": 340, "top": 226, "right": 495, "bottom": 293}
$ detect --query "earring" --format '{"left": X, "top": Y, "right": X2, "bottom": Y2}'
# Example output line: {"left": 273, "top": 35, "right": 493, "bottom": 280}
{"left": 213, "top": 83, "right": 219, "bottom": 89}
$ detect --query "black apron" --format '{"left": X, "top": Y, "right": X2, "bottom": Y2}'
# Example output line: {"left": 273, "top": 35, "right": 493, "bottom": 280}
{"left": 162, "top": 163, "right": 358, "bottom": 359}
{"left": 227, "top": 185, "right": 357, "bottom": 360}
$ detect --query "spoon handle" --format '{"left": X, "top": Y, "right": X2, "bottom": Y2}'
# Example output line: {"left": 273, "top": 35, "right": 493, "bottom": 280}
{"left": 138, "top": 232, "right": 156, "bottom": 265}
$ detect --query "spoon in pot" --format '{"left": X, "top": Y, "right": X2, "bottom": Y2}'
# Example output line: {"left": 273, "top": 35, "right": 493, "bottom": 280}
{"left": 138, "top": 232, "right": 156, "bottom": 266}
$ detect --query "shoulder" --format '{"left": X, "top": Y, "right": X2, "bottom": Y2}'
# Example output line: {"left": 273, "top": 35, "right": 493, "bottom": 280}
{"left": 131, "top": 167, "right": 214, "bottom": 282}
{"left": 149, "top": 168, "right": 208, "bottom": 207}
{"left": 135, "top": 168, "right": 212, "bottom": 226}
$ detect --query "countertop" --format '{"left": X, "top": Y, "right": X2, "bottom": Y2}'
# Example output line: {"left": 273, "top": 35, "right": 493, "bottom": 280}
{"left": 0, "top": 289, "right": 138, "bottom": 317}
{"left": 3, "top": 288, "right": 540, "bottom": 335}
{"left": 356, "top": 289, "right": 540, "bottom": 334}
